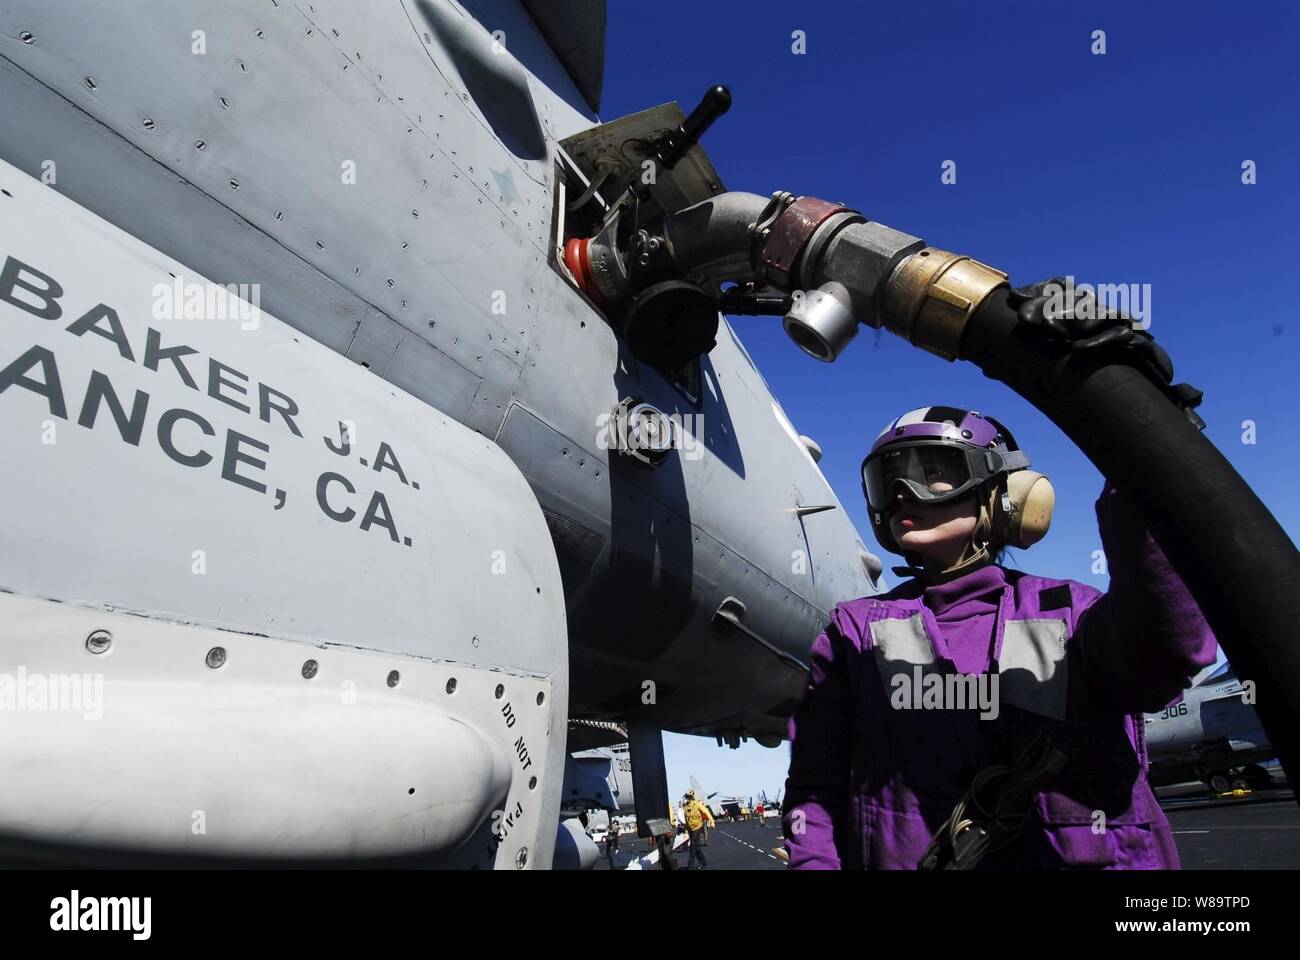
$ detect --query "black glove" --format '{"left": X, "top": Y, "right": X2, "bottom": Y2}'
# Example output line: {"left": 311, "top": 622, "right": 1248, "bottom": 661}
{"left": 1008, "top": 277, "right": 1203, "bottom": 423}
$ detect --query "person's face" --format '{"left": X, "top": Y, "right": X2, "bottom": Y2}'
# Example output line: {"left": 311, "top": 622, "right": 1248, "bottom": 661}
{"left": 888, "top": 478, "right": 979, "bottom": 568}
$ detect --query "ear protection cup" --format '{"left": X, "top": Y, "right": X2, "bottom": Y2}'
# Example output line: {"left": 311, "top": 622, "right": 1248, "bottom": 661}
{"left": 998, "top": 470, "right": 1055, "bottom": 548}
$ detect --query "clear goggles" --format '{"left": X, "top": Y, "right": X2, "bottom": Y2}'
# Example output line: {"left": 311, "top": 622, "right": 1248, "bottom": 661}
{"left": 862, "top": 441, "right": 1008, "bottom": 511}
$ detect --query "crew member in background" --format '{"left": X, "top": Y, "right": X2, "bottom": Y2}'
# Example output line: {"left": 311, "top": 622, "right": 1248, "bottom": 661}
{"left": 683, "top": 789, "right": 716, "bottom": 870}
{"left": 605, "top": 816, "right": 620, "bottom": 867}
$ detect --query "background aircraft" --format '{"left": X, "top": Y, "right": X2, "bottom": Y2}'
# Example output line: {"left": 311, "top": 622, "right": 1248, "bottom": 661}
{"left": 1145, "top": 662, "right": 1277, "bottom": 793}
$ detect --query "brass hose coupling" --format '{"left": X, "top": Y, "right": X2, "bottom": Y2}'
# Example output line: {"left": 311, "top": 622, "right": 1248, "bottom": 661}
{"left": 882, "top": 249, "right": 1009, "bottom": 361}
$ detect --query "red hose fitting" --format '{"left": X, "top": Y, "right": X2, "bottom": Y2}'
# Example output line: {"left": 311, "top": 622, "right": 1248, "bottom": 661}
{"left": 563, "top": 237, "right": 606, "bottom": 308}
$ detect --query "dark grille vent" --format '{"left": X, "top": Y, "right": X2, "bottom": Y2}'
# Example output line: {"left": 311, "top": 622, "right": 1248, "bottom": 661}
{"left": 541, "top": 507, "right": 604, "bottom": 600}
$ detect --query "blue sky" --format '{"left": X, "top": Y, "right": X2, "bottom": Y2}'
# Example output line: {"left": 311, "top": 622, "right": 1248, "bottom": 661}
{"left": 601, "top": 0, "right": 1299, "bottom": 802}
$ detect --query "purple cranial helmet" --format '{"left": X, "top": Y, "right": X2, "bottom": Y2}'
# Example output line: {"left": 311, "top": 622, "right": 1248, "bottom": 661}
{"left": 861, "top": 406, "right": 1031, "bottom": 557}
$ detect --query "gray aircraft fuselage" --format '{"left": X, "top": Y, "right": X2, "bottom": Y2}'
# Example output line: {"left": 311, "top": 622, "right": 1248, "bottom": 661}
{"left": 0, "top": 0, "right": 878, "bottom": 744}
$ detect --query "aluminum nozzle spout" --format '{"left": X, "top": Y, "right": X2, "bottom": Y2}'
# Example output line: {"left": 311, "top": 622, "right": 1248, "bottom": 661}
{"left": 782, "top": 282, "right": 858, "bottom": 362}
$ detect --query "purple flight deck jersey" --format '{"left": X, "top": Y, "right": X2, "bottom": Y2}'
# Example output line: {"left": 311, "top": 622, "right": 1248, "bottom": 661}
{"left": 782, "top": 487, "right": 1216, "bottom": 869}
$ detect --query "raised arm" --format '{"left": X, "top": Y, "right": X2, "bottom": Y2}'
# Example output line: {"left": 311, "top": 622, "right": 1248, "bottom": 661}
{"left": 1069, "top": 484, "right": 1218, "bottom": 714}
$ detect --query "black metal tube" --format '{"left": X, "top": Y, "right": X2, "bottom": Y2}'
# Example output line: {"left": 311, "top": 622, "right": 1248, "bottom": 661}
{"left": 962, "top": 288, "right": 1300, "bottom": 798}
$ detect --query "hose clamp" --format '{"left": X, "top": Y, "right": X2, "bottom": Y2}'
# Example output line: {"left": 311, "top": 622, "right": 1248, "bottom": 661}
{"left": 759, "top": 196, "right": 856, "bottom": 289}
{"left": 749, "top": 191, "right": 795, "bottom": 276}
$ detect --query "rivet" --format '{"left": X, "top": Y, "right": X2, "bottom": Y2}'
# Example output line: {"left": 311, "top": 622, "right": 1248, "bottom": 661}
{"left": 494, "top": 683, "right": 505, "bottom": 699}
{"left": 387, "top": 670, "right": 400, "bottom": 688}
{"left": 528, "top": 776, "right": 537, "bottom": 790}
{"left": 515, "top": 847, "right": 528, "bottom": 869}
{"left": 446, "top": 677, "right": 457, "bottom": 694}
{"left": 86, "top": 630, "right": 112, "bottom": 655}
{"left": 206, "top": 646, "right": 227, "bottom": 669}
{"left": 230, "top": 178, "right": 240, "bottom": 189}
{"left": 194, "top": 139, "right": 207, "bottom": 150}
{"left": 83, "top": 76, "right": 97, "bottom": 90}
{"left": 19, "top": 31, "right": 34, "bottom": 44}
{"left": 142, "top": 117, "right": 155, "bottom": 130}
{"left": 302, "top": 659, "right": 318, "bottom": 679}
{"left": 536, "top": 691, "right": 545, "bottom": 706}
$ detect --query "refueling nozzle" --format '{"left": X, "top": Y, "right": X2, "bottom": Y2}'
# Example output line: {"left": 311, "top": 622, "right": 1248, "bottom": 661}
{"left": 782, "top": 282, "right": 857, "bottom": 362}
{"left": 566, "top": 185, "right": 966, "bottom": 366}
{"left": 562, "top": 87, "right": 1009, "bottom": 368}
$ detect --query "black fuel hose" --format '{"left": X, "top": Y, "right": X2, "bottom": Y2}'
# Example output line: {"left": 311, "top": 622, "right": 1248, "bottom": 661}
{"left": 962, "top": 287, "right": 1300, "bottom": 800}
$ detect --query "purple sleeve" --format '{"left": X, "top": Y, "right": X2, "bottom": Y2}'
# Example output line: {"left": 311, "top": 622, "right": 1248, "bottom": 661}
{"left": 782, "top": 617, "right": 853, "bottom": 870}
{"left": 1070, "top": 484, "right": 1218, "bottom": 713}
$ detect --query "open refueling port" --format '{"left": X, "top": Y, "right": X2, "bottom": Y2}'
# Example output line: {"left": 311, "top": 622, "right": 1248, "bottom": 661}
{"left": 552, "top": 89, "right": 733, "bottom": 375}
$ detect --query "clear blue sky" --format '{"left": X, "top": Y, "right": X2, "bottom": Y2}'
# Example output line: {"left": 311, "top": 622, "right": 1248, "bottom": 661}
{"left": 601, "top": 0, "right": 1300, "bottom": 803}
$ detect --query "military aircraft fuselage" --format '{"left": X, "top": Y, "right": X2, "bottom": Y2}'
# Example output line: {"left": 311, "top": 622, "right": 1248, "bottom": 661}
{"left": 0, "top": 0, "right": 878, "bottom": 743}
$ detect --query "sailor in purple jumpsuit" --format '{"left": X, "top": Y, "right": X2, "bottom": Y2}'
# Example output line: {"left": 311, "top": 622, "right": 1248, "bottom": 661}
{"left": 782, "top": 406, "right": 1216, "bottom": 869}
